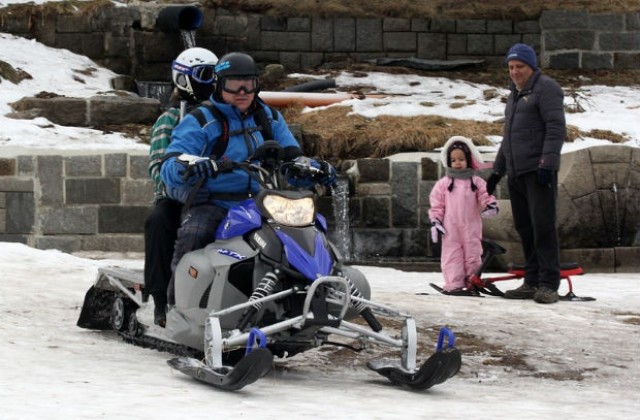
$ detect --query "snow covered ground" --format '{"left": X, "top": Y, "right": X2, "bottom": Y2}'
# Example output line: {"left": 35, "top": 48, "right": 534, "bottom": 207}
{"left": 0, "top": 243, "right": 639, "bottom": 419}
{"left": 1, "top": 4, "right": 640, "bottom": 418}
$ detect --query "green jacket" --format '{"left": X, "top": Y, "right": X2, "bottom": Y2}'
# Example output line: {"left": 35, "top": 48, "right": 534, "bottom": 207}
{"left": 148, "top": 107, "right": 181, "bottom": 201}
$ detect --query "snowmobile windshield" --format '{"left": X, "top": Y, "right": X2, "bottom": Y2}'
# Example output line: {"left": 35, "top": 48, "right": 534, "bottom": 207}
{"left": 261, "top": 193, "right": 315, "bottom": 226}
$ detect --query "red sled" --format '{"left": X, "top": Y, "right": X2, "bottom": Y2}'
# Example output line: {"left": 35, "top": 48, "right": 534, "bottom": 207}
{"left": 465, "top": 240, "right": 595, "bottom": 302}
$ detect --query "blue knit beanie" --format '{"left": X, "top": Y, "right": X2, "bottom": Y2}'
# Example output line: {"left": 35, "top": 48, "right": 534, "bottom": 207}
{"left": 505, "top": 43, "right": 538, "bottom": 70}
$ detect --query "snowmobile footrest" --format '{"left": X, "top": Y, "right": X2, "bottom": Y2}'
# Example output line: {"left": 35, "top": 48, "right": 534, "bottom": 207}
{"left": 167, "top": 348, "right": 273, "bottom": 391}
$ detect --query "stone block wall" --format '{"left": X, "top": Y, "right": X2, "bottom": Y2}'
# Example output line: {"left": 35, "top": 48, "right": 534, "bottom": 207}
{"left": 0, "top": 153, "right": 152, "bottom": 253}
{"left": 1, "top": 4, "right": 639, "bottom": 84}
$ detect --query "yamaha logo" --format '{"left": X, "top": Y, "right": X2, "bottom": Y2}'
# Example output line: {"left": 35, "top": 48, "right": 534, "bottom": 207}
{"left": 253, "top": 232, "right": 267, "bottom": 249}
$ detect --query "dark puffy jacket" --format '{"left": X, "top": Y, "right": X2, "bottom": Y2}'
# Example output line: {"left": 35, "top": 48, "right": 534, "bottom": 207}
{"left": 493, "top": 70, "right": 566, "bottom": 178}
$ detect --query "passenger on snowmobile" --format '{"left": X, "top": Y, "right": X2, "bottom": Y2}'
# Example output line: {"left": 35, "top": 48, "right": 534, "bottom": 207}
{"left": 145, "top": 47, "right": 218, "bottom": 327}
{"left": 160, "top": 52, "right": 336, "bottom": 306}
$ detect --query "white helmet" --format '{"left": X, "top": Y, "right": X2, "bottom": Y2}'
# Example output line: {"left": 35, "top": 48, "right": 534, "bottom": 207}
{"left": 171, "top": 47, "right": 219, "bottom": 100}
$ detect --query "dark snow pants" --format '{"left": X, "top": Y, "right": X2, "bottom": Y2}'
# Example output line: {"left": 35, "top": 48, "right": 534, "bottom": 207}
{"left": 168, "top": 203, "right": 228, "bottom": 306}
{"left": 508, "top": 171, "right": 561, "bottom": 290}
{"left": 144, "top": 198, "right": 183, "bottom": 308}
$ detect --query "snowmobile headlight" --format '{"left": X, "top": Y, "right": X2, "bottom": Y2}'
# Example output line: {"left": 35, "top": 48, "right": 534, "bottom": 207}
{"left": 262, "top": 194, "right": 315, "bottom": 226}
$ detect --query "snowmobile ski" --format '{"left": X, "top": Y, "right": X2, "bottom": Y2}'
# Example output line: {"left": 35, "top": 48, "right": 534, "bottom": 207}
{"left": 367, "top": 348, "right": 461, "bottom": 389}
{"left": 167, "top": 348, "right": 274, "bottom": 391}
{"left": 429, "top": 283, "right": 483, "bottom": 297}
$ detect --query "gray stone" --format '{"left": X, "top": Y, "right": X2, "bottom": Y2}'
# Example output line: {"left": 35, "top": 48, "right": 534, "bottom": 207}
{"left": 261, "top": 15, "right": 286, "bottom": 31}
{"left": 357, "top": 159, "right": 389, "bottom": 182}
{"left": 599, "top": 32, "right": 640, "bottom": 51}
{"left": 361, "top": 197, "right": 390, "bottom": 228}
{"left": 40, "top": 207, "right": 97, "bottom": 235}
{"left": 122, "top": 180, "right": 154, "bottom": 206}
{"left": 311, "top": 18, "right": 333, "bottom": 52}
{"left": 0, "top": 178, "right": 32, "bottom": 192}
{"left": 356, "top": 183, "right": 391, "bottom": 196}
{"left": 57, "top": 13, "right": 92, "bottom": 33}
{"left": 105, "top": 154, "right": 128, "bottom": 177}
{"left": 582, "top": 52, "right": 613, "bottom": 70}
{"left": 391, "top": 162, "right": 418, "bottom": 227}
{"left": 352, "top": 229, "right": 403, "bottom": 257}
{"left": 66, "top": 178, "right": 121, "bottom": 205}
{"left": 11, "top": 97, "right": 87, "bottom": 126}
{"left": 0, "top": 208, "right": 5, "bottom": 233}
{"left": 514, "top": 20, "right": 539, "bottom": 34}
{"left": 588, "top": 13, "right": 624, "bottom": 31}
{"left": 129, "top": 155, "right": 149, "bottom": 179}
{"left": 65, "top": 155, "right": 103, "bottom": 177}
{"left": 627, "top": 12, "right": 640, "bottom": 30}
{"left": 279, "top": 52, "right": 301, "bottom": 70}
{"left": 457, "top": 19, "right": 486, "bottom": 33}
{"left": 90, "top": 96, "right": 161, "bottom": 126}
{"left": 383, "top": 18, "right": 410, "bottom": 31}
{"left": 495, "top": 34, "right": 523, "bottom": 56}
{"left": 288, "top": 17, "right": 311, "bottom": 32}
{"left": 215, "top": 14, "right": 249, "bottom": 37}
{"left": 334, "top": 18, "right": 356, "bottom": 52}
{"left": 262, "top": 31, "right": 311, "bottom": 51}
{"left": 560, "top": 248, "right": 615, "bottom": 273}
{"left": 540, "top": 10, "right": 589, "bottom": 30}
{"left": 417, "top": 33, "right": 446, "bottom": 60}
{"left": 592, "top": 162, "right": 630, "bottom": 190}
{"left": 614, "top": 52, "right": 640, "bottom": 69}
{"left": 356, "top": 19, "right": 382, "bottom": 51}
{"left": 403, "top": 228, "right": 430, "bottom": 257}
{"left": 559, "top": 149, "right": 596, "bottom": 199}
{"left": 0, "top": 234, "right": 30, "bottom": 245}
{"left": 545, "top": 30, "right": 596, "bottom": 50}
{"left": 487, "top": 20, "right": 512, "bottom": 34}
{"left": 383, "top": 32, "right": 416, "bottom": 52}
{"left": 56, "top": 33, "right": 105, "bottom": 59}
{"left": 17, "top": 156, "right": 34, "bottom": 176}
{"left": 81, "top": 234, "right": 145, "bottom": 252}
{"left": 430, "top": 19, "right": 456, "bottom": 33}
{"left": 614, "top": 247, "right": 640, "bottom": 273}
{"left": 98, "top": 206, "right": 150, "bottom": 234}
{"left": 411, "top": 19, "right": 430, "bottom": 32}
{"left": 37, "top": 156, "right": 64, "bottom": 206}
{"left": 0, "top": 158, "right": 16, "bottom": 176}
{"left": 6, "top": 192, "right": 34, "bottom": 234}
{"left": 35, "top": 236, "right": 82, "bottom": 252}
{"left": 447, "top": 34, "right": 467, "bottom": 55}
{"left": 300, "top": 52, "right": 325, "bottom": 69}
{"left": 549, "top": 52, "right": 580, "bottom": 69}
{"left": 467, "top": 34, "right": 494, "bottom": 54}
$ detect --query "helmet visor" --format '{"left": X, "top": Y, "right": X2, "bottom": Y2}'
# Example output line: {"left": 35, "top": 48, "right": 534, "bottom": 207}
{"left": 221, "top": 77, "right": 258, "bottom": 94}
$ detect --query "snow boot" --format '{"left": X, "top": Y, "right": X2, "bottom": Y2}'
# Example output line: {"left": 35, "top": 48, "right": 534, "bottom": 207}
{"left": 533, "top": 287, "right": 559, "bottom": 304}
{"left": 153, "top": 294, "right": 167, "bottom": 327}
{"left": 503, "top": 282, "right": 537, "bottom": 299}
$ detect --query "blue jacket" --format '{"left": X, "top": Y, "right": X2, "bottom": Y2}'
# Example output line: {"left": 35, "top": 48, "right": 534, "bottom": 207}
{"left": 493, "top": 70, "right": 566, "bottom": 178}
{"left": 161, "top": 98, "right": 301, "bottom": 208}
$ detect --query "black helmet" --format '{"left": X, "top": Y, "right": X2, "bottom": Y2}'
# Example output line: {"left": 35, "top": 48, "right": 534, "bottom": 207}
{"left": 214, "top": 52, "right": 260, "bottom": 100}
{"left": 215, "top": 52, "right": 259, "bottom": 78}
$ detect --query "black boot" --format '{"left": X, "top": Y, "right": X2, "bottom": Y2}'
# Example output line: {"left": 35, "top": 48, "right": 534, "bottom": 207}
{"left": 153, "top": 294, "right": 167, "bottom": 328}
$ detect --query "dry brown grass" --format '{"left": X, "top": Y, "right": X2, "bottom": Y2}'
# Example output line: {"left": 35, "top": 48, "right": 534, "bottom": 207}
{"left": 202, "top": 0, "right": 640, "bottom": 19}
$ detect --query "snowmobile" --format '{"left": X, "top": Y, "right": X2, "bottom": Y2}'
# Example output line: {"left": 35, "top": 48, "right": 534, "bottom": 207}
{"left": 77, "top": 141, "right": 462, "bottom": 391}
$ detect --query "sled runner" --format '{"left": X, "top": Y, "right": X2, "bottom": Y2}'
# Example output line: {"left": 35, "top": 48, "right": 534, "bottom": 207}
{"left": 431, "top": 239, "right": 595, "bottom": 301}
{"left": 78, "top": 141, "right": 462, "bottom": 391}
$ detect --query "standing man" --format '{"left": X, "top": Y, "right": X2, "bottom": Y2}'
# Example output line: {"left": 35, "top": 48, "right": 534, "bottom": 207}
{"left": 486, "top": 43, "right": 566, "bottom": 304}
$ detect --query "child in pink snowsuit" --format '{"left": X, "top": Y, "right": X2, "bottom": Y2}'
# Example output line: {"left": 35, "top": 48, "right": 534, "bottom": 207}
{"left": 429, "top": 136, "right": 499, "bottom": 293}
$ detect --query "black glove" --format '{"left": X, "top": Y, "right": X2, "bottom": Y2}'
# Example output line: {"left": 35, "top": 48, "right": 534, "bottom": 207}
{"left": 486, "top": 173, "right": 502, "bottom": 195}
{"left": 536, "top": 168, "right": 554, "bottom": 187}
{"left": 315, "top": 160, "right": 337, "bottom": 186}
{"left": 189, "top": 159, "right": 234, "bottom": 179}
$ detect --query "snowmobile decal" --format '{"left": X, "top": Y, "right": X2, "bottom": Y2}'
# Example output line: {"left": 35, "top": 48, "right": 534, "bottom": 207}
{"left": 217, "top": 249, "right": 246, "bottom": 260}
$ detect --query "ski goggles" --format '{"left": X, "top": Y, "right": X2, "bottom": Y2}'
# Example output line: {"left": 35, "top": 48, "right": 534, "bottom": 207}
{"left": 221, "top": 77, "right": 259, "bottom": 94}
{"left": 171, "top": 62, "right": 217, "bottom": 84}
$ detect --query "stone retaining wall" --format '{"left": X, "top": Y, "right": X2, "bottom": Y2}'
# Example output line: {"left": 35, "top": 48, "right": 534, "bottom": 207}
{"left": 1, "top": 4, "right": 638, "bottom": 83}
{"left": 2, "top": 148, "right": 638, "bottom": 273}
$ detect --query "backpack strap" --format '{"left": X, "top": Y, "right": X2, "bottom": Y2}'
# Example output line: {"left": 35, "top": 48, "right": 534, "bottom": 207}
{"left": 190, "top": 102, "right": 230, "bottom": 160}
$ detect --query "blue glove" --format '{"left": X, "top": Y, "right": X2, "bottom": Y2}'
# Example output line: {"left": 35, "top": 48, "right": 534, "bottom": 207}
{"left": 313, "top": 159, "right": 337, "bottom": 186}
{"left": 430, "top": 219, "right": 446, "bottom": 243}
{"left": 187, "top": 159, "right": 234, "bottom": 180}
{"left": 537, "top": 168, "right": 554, "bottom": 187}
{"left": 486, "top": 172, "right": 502, "bottom": 195}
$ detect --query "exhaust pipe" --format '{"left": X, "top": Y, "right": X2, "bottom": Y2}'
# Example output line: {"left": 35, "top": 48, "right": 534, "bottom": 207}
{"left": 157, "top": 6, "right": 203, "bottom": 32}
